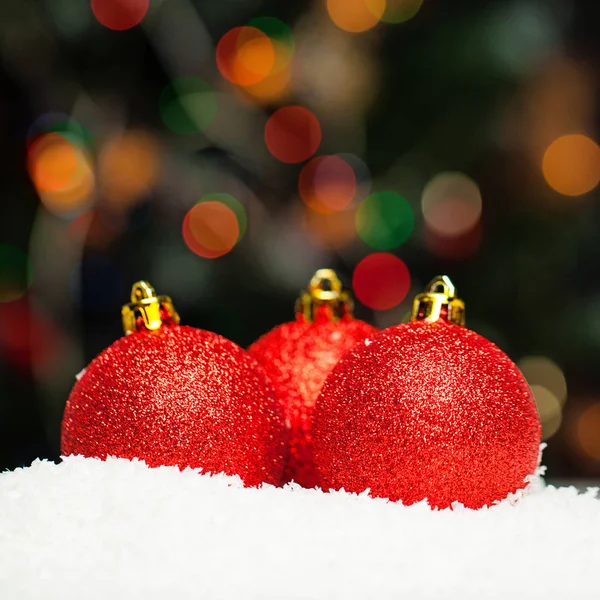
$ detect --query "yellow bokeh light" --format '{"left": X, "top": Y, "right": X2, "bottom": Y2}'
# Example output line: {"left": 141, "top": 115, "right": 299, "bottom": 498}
{"left": 327, "top": 0, "right": 386, "bottom": 33}
{"left": 542, "top": 134, "right": 600, "bottom": 196}
{"left": 531, "top": 385, "right": 562, "bottom": 440}
{"left": 519, "top": 356, "right": 567, "bottom": 406}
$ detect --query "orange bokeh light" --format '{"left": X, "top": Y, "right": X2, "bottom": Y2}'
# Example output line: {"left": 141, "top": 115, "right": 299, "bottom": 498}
{"left": 353, "top": 253, "right": 410, "bottom": 310}
{"left": 28, "top": 133, "right": 94, "bottom": 216}
{"left": 327, "top": 0, "right": 386, "bottom": 33}
{"left": 542, "top": 134, "right": 600, "bottom": 196}
{"left": 183, "top": 201, "right": 239, "bottom": 259}
{"left": 29, "top": 133, "right": 78, "bottom": 192}
{"left": 99, "top": 130, "right": 160, "bottom": 207}
{"left": 299, "top": 155, "right": 357, "bottom": 213}
{"left": 242, "top": 63, "right": 291, "bottom": 104}
{"left": 265, "top": 106, "right": 322, "bottom": 164}
{"left": 304, "top": 207, "right": 356, "bottom": 249}
{"left": 217, "top": 27, "right": 275, "bottom": 87}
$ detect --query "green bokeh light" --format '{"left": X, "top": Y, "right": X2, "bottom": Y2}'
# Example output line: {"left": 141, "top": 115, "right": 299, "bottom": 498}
{"left": 199, "top": 193, "right": 247, "bottom": 243}
{"left": 248, "top": 16, "right": 294, "bottom": 51}
{"left": 46, "top": 121, "right": 92, "bottom": 147}
{"left": 381, "top": 0, "right": 423, "bottom": 24}
{"left": 159, "top": 77, "right": 217, "bottom": 135}
{"left": 0, "top": 245, "right": 33, "bottom": 303}
{"left": 356, "top": 191, "right": 414, "bottom": 250}
{"left": 29, "top": 114, "right": 94, "bottom": 151}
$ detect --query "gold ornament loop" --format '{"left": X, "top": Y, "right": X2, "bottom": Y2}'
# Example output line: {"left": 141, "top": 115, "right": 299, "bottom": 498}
{"left": 295, "top": 268, "right": 353, "bottom": 323}
{"left": 410, "top": 275, "right": 465, "bottom": 326}
{"left": 121, "top": 281, "right": 180, "bottom": 334}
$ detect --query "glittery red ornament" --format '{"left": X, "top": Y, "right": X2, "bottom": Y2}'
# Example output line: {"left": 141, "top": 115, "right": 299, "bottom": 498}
{"left": 61, "top": 281, "right": 285, "bottom": 486}
{"left": 249, "top": 269, "right": 377, "bottom": 488}
{"left": 313, "top": 276, "right": 541, "bottom": 509}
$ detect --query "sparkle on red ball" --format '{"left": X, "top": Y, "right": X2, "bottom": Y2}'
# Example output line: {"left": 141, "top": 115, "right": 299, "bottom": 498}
{"left": 352, "top": 253, "right": 411, "bottom": 310}
{"left": 249, "top": 310, "right": 376, "bottom": 488}
{"left": 61, "top": 325, "right": 285, "bottom": 486}
{"left": 264, "top": 106, "right": 322, "bottom": 164}
{"left": 91, "top": 0, "right": 149, "bottom": 31}
{"left": 312, "top": 320, "right": 541, "bottom": 509}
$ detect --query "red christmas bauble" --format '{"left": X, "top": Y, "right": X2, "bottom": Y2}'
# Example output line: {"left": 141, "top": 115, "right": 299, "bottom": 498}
{"left": 249, "top": 270, "right": 377, "bottom": 488}
{"left": 61, "top": 282, "right": 285, "bottom": 487}
{"left": 312, "top": 277, "right": 541, "bottom": 509}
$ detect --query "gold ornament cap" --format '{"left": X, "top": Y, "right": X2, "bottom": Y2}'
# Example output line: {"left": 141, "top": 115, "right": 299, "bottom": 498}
{"left": 121, "top": 281, "right": 180, "bottom": 334}
{"left": 410, "top": 275, "right": 465, "bottom": 326}
{"left": 295, "top": 268, "right": 353, "bottom": 323}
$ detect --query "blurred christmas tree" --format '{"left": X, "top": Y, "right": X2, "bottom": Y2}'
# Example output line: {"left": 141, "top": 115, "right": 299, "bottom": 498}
{"left": 1, "top": 0, "right": 600, "bottom": 478}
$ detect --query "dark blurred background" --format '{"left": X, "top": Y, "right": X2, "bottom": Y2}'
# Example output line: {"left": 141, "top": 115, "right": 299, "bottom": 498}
{"left": 1, "top": 0, "right": 599, "bottom": 481}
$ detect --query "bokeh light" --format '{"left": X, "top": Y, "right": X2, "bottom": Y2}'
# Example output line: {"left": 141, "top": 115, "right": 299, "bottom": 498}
{"left": 382, "top": 0, "right": 423, "bottom": 23}
{"left": 27, "top": 114, "right": 92, "bottom": 148}
{"left": 353, "top": 253, "right": 410, "bottom": 310}
{"left": 304, "top": 206, "right": 356, "bottom": 249}
{"left": 574, "top": 403, "right": 600, "bottom": 461}
{"left": 337, "top": 153, "right": 372, "bottom": 201}
{"left": 519, "top": 356, "right": 567, "bottom": 405}
{"left": 542, "top": 134, "right": 600, "bottom": 196}
{"left": 264, "top": 106, "right": 322, "bottom": 163}
{"left": 28, "top": 132, "right": 94, "bottom": 217}
{"left": 198, "top": 193, "right": 247, "bottom": 242}
{"left": 159, "top": 77, "right": 218, "bottom": 135}
{"left": 182, "top": 201, "right": 240, "bottom": 259}
{"left": 299, "top": 155, "right": 357, "bottom": 213}
{"left": 356, "top": 191, "right": 414, "bottom": 250}
{"left": 0, "top": 245, "right": 33, "bottom": 303}
{"left": 29, "top": 133, "right": 78, "bottom": 193}
{"left": 327, "top": 0, "right": 386, "bottom": 33}
{"left": 91, "top": 0, "right": 148, "bottom": 31}
{"left": 233, "top": 18, "right": 294, "bottom": 103}
{"left": 217, "top": 27, "right": 275, "bottom": 87}
{"left": 69, "top": 212, "right": 122, "bottom": 250}
{"left": 248, "top": 17, "right": 294, "bottom": 72}
{"left": 531, "top": 384, "right": 562, "bottom": 440}
{"left": 99, "top": 130, "right": 160, "bottom": 207}
{"left": 0, "top": 299, "right": 65, "bottom": 371}
{"left": 241, "top": 65, "right": 291, "bottom": 103}
{"left": 424, "top": 222, "right": 482, "bottom": 261}
{"left": 422, "top": 172, "right": 482, "bottom": 237}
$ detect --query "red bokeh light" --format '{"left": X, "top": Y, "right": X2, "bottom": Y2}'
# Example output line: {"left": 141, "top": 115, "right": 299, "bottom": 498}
{"left": 352, "top": 253, "right": 411, "bottom": 310}
{"left": 299, "top": 155, "right": 357, "bottom": 213}
{"left": 264, "top": 106, "right": 322, "bottom": 164}
{"left": 424, "top": 223, "right": 482, "bottom": 261}
{"left": 91, "top": 0, "right": 149, "bottom": 31}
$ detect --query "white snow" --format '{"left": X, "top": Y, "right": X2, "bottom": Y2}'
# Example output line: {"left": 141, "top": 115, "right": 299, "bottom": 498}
{"left": 0, "top": 456, "right": 599, "bottom": 599}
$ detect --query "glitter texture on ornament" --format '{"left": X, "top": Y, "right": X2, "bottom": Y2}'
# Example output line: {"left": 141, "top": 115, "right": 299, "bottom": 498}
{"left": 250, "top": 269, "right": 376, "bottom": 487}
{"left": 312, "top": 276, "right": 541, "bottom": 508}
{"left": 62, "top": 281, "right": 285, "bottom": 486}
